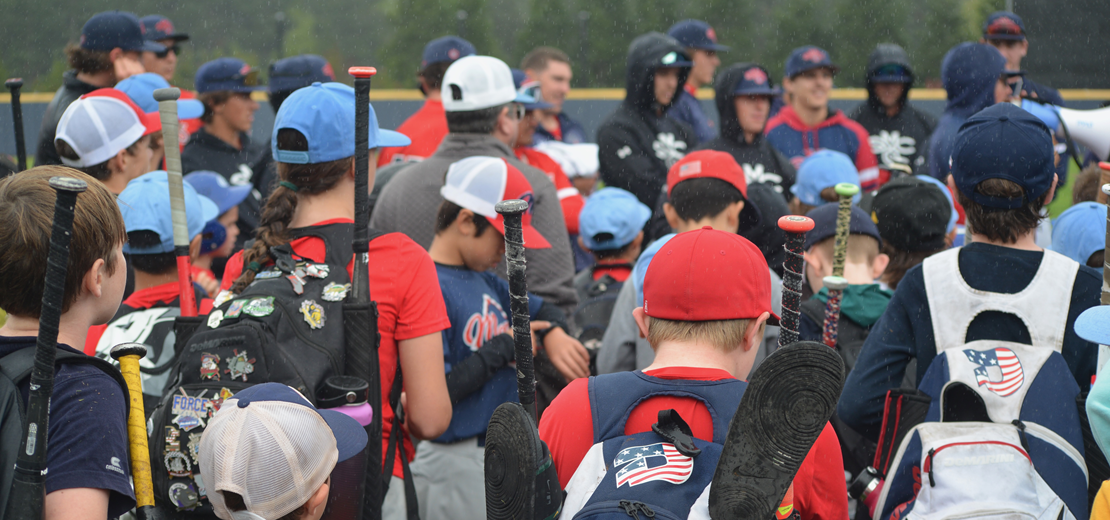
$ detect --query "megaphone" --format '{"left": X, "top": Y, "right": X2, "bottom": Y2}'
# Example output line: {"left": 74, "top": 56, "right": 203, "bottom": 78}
{"left": 1057, "top": 105, "right": 1110, "bottom": 161}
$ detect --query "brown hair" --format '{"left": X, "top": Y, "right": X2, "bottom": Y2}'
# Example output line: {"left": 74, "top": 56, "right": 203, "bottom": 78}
{"left": 880, "top": 242, "right": 944, "bottom": 290}
{"left": 956, "top": 178, "right": 1048, "bottom": 244}
{"left": 220, "top": 491, "right": 304, "bottom": 520}
{"left": 419, "top": 61, "right": 453, "bottom": 90}
{"left": 646, "top": 316, "right": 752, "bottom": 353}
{"left": 55, "top": 135, "right": 149, "bottom": 182}
{"left": 198, "top": 91, "right": 234, "bottom": 124}
{"left": 521, "top": 47, "right": 571, "bottom": 73}
{"left": 0, "top": 166, "right": 126, "bottom": 317}
{"left": 65, "top": 43, "right": 113, "bottom": 75}
{"left": 434, "top": 199, "right": 493, "bottom": 236}
{"left": 1072, "top": 164, "right": 1104, "bottom": 205}
{"left": 230, "top": 129, "right": 351, "bottom": 293}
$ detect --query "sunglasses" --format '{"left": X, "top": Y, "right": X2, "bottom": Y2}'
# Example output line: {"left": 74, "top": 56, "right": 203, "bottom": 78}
{"left": 154, "top": 44, "right": 182, "bottom": 59}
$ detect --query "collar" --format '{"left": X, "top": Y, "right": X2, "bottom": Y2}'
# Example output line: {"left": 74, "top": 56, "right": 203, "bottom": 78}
{"left": 438, "top": 133, "right": 514, "bottom": 158}
{"left": 643, "top": 366, "right": 736, "bottom": 381}
{"left": 684, "top": 83, "right": 698, "bottom": 96}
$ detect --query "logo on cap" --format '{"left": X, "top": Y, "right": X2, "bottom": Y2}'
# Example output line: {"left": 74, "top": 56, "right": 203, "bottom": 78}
{"left": 679, "top": 161, "right": 702, "bottom": 177}
{"left": 661, "top": 52, "right": 678, "bottom": 65}
{"left": 744, "top": 67, "right": 768, "bottom": 84}
{"left": 520, "top": 191, "right": 535, "bottom": 215}
{"left": 802, "top": 48, "right": 826, "bottom": 63}
{"left": 988, "top": 16, "right": 1021, "bottom": 35}
{"left": 448, "top": 48, "right": 461, "bottom": 60}
{"left": 322, "top": 62, "right": 335, "bottom": 80}
{"left": 156, "top": 19, "right": 174, "bottom": 33}
{"left": 238, "top": 63, "right": 251, "bottom": 76}
{"left": 706, "top": 27, "right": 717, "bottom": 42}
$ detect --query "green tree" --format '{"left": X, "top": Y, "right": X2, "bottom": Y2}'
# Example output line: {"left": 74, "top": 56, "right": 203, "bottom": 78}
{"left": 516, "top": 0, "right": 575, "bottom": 66}
{"left": 764, "top": 0, "right": 835, "bottom": 80}
{"left": 380, "top": 0, "right": 460, "bottom": 87}
{"left": 831, "top": 0, "right": 909, "bottom": 87}
{"left": 575, "top": 0, "right": 633, "bottom": 87}
{"left": 963, "top": 0, "right": 1007, "bottom": 41}
{"left": 904, "top": 0, "right": 969, "bottom": 85}
{"left": 457, "top": 0, "right": 502, "bottom": 59}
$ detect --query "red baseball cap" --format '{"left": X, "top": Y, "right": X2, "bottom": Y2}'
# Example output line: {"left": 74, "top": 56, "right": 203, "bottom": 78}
{"left": 440, "top": 156, "right": 551, "bottom": 249}
{"left": 82, "top": 88, "right": 162, "bottom": 136}
{"left": 666, "top": 150, "right": 761, "bottom": 231}
{"left": 643, "top": 227, "right": 777, "bottom": 323}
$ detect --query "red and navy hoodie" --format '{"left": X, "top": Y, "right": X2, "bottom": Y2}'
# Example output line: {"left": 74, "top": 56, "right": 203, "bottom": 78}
{"left": 765, "top": 105, "right": 884, "bottom": 192}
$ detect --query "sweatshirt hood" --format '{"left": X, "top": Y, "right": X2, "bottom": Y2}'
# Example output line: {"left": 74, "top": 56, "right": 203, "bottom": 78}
{"left": 941, "top": 42, "right": 1006, "bottom": 117}
{"left": 714, "top": 63, "right": 775, "bottom": 142}
{"left": 865, "top": 44, "right": 914, "bottom": 110}
{"left": 624, "top": 32, "right": 692, "bottom": 114}
{"left": 814, "top": 283, "right": 893, "bottom": 327}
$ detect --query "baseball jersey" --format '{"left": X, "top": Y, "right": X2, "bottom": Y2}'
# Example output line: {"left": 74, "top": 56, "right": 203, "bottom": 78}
{"left": 377, "top": 99, "right": 448, "bottom": 166}
{"left": 765, "top": 105, "right": 883, "bottom": 192}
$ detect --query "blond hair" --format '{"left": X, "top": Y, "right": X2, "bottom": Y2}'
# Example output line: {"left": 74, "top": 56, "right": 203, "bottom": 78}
{"left": 647, "top": 317, "right": 752, "bottom": 352}
{"left": 809, "top": 234, "right": 880, "bottom": 266}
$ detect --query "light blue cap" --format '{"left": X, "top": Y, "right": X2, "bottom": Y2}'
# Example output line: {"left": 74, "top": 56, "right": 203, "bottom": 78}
{"left": 1075, "top": 305, "right": 1110, "bottom": 345}
{"left": 915, "top": 174, "right": 958, "bottom": 234}
{"left": 272, "top": 82, "right": 411, "bottom": 164}
{"left": 1051, "top": 202, "right": 1106, "bottom": 266}
{"left": 579, "top": 188, "right": 651, "bottom": 252}
{"left": 790, "top": 150, "right": 861, "bottom": 207}
{"left": 118, "top": 170, "right": 219, "bottom": 254}
{"left": 114, "top": 73, "right": 205, "bottom": 119}
{"left": 634, "top": 233, "right": 676, "bottom": 307}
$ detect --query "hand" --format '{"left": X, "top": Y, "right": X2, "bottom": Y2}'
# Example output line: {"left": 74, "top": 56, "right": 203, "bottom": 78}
{"left": 541, "top": 326, "right": 591, "bottom": 382}
{"left": 194, "top": 270, "right": 219, "bottom": 297}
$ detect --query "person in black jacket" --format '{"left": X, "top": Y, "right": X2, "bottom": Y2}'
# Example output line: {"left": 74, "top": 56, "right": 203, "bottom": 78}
{"left": 597, "top": 32, "right": 695, "bottom": 207}
{"left": 696, "top": 63, "right": 796, "bottom": 198}
{"left": 848, "top": 44, "right": 936, "bottom": 178}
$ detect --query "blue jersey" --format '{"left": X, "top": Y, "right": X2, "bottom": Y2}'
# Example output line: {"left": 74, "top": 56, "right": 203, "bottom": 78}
{"left": 435, "top": 264, "right": 543, "bottom": 442}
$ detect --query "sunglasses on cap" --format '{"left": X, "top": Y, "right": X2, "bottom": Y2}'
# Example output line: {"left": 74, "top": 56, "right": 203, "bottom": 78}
{"left": 874, "top": 64, "right": 908, "bottom": 78}
{"left": 518, "top": 83, "right": 544, "bottom": 104}
{"left": 154, "top": 43, "right": 182, "bottom": 59}
{"left": 508, "top": 103, "right": 526, "bottom": 120}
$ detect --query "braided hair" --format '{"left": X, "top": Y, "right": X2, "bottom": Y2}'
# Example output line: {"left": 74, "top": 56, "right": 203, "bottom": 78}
{"left": 229, "top": 128, "right": 352, "bottom": 293}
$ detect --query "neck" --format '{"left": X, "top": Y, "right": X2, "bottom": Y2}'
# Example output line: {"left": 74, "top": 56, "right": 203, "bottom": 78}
{"left": 968, "top": 230, "right": 1041, "bottom": 251}
{"left": 675, "top": 213, "right": 735, "bottom": 234}
{"left": 193, "top": 255, "right": 213, "bottom": 271}
{"left": 793, "top": 103, "right": 828, "bottom": 127}
{"left": 742, "top": 130, "right": 759, "bottom": 144}
{"left": 134, "top": 268, "right": 178, "bottom": 292}
{"left": 428, "top": 236, "right": 464, "bottom": 266}
{"left": 75, "top": 70, "right": 116, "bottom": 88}
{"left": 540, "top": 110, "right": 560, "bottom": 130}
{"left": 205, "top": 120, "right": 242, "bottom": 149}
{"left": 289, "top": 184, "right": 355, "bottom": 228}
{"left": 0, "top": 312, "right": 90, "bottom": 351}
{"left": 645, "top": 340, "right": 747, "bottom": 380}
{"left": 884, "top": 104, "right": 901, "bottom": 117}
{"left": 103, "top": 172, "right": 130, "bottom": 195}
{"left": 425, "top": 89, "right": 442, "bottom": 102}
{"left": 841, "top": 262, "right": 877, "bottom": 285}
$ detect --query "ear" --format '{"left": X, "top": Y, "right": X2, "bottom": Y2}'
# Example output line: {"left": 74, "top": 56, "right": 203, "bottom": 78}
{"left": 108, "top": 47, "right": 125, "bottom": 63}
{"left": 727, "top": 200, "right": 745, "bottom": 227}
{"left": 632, "top": 307, "right": 650, "bottom": 339}
{"left": 663, "top": 202, "right": 680, "bottom": 230}
{"left": 871, "top": 253, "right": 890, "bottom": 280}
{"left": 189, "top": 234, "right": 203, "bottom": 262}
{"left": 109, "top": 148, "right": 129, "bottom": 174}
{"left": 1045, "top": 174, "right": 1058, "bottom": 205}
{"left": 304, "top": 479, "right": 330, "bottom": 519}
{"left": 576, "top": 235, "right": 590, "bottom": 253}
{"left": 630, "top": 231, "right": 644, "bottom": 250}
{"left": 946, "top": 174, "right": 957, "bottom": 194}
{"left": 82, "top": 258, "right": 108, "bottom": 300}
{"left": 743, "top": 313, "right": 770, "bottom": 353}
{"left": 456, "top": 208, "right": 477, "bottom": 237}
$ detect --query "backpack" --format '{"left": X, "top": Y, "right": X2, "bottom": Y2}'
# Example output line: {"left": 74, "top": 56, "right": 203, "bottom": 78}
{"left": 0, "top": 347, "right": 128, "bottom": 515}
{"left": 572, "top": 265, "right": 629, "bottom": 348}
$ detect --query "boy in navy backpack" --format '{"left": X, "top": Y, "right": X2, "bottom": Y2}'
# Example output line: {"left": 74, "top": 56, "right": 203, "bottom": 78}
{"left": 413, "top": 156, "right": 585, "bottom": 520}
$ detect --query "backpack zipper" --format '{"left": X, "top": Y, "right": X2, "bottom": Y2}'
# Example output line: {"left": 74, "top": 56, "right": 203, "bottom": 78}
{"left": 922, "top": 440, "right": 1031, "bottom": 488}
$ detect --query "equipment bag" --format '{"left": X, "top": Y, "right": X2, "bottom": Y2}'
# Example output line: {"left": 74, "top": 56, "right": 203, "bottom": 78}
{"left": 572, "top": 266, "right": 629, "bottom": 348}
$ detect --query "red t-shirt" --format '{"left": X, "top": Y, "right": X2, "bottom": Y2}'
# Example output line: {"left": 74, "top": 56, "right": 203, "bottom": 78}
{"left": 179, "top": 89, "right": 203, "bottom": 147}
{"left": 377, "top": 99, "right": 448, "bottom": 166}
{"left": 84, "top": 281, "right": 214, "bottom": 354}
{"left": 592, "top": 260, "right": 632, "bottom": 282}
{"left": 515, "top": 147, "right": 585, "bottom": 235}
{"left": 221, "top": 219, "right": 451, "bottom": 478}
{"left": 539, "top": 366, "right": 848, "bottom": 520}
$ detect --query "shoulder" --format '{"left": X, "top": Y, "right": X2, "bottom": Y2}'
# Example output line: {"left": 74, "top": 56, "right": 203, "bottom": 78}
{"left": 541, "top": 377, "right": 591, "bottom": 427}
{"left": 52, "top": 360, "right": 127, "bottom": 417}
{"left": 370, "top": 232, "right": 434, "bottom": 260}
{"left": 1073, "top": 265, "right": 1102, "bottom": 298}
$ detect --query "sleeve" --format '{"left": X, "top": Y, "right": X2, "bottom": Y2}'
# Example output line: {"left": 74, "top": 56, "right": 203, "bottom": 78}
{"left": 445, "top": 333, "right": 515, "bottom": 404}
{"left": 1064, "top": 268, "right": 1102, "bottom": 391}
{"left": 596, "top": 282, "right": 639, "bottom": 374}
{"left": 553, "top": 168, "right": 586, "bottom": 235}
{"left": 538, "top": 378, "right": 595, "bottom": 488}
{"left": 850, "top": 124, "right": 882, "bottom": 192}
{"left": 792, "top": 423, "right": 849, "bottom": 520}
{"left": 597, "top": 121, "right": 665, "bottom": 207}
{"left": 532, "top": 300, "right": 568, "bottom": 336}
{"left": 220, "top": 251, "right": 245, "bottom": 291}
{"left": 394, "top": 241, "right": 451, "bottom": 341}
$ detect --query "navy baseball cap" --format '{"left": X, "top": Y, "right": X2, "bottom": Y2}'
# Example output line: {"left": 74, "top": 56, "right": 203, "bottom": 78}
{"left": 195, "top": 58, "right": 266, "bottom": 94}
{"left": 228, "top": 383, "right": 367, "bottom": 462}
{"left": 579, "top": 188, "right": 652, "bottom": 252}
{"left": 114, "top": 73, "right": 205, "bottom": 119}
{"left": 140, "top": 15, "right": 189, "bottom": 42}
{"left": 785, "top": 46, "right": 839, "bottom": 78}
{"left": 184, "top": 171, "right": 252, "bottom": 215}
{"left": 951, "top": 103, "right": 1054, "bottom": 210}
{"left": 81, "top": 11, "right": 165, "bottom": 53}
{"left": 421, "top": 36, "right": 476, "bottom": 70}
{"left": 804, "top": 203, "right": 882, "bottom": 251}
{"left": 269, "top": 55, "right": 336, "bottom": 93}
{"left": 732, "top": 65, "right": 778, "bottom": 96}
{"left": 118, "top": 170, "right": 219, "bottom": 254}
{"left": 983, "top": 11, "right": 1026, "bottom": 41}
{"left": 511, "top": 69, "right": 554, "bottom": 111}
{"left": 791, "top": 150, "right": 861, "bottom": 207}
{"left": 666, "top": 20, "right": 729, "bottom": 52}
{"left": 1050, "top": 202, "right": 1106, "bottom": 266}
{"left": 273, "top": 82, "right": 410, "bottom": 164}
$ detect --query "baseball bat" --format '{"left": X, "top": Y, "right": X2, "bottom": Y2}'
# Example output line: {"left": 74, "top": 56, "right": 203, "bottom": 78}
{"left": 153, "top": 88, "right": 198, "bottom": 318}
{"left": 821, "top": 183, "right": 859, "bottom": 348}
{"left": 1101, "top": 182, "right": 1110, "bottom": 305}
{"left": 110, "top": 343, "right": 162, "bottom": 520}
{"left": 345, "top": 66, "right": 382, "bottom": 520}
{"left": 5, "top": 79, "right": 26, "bottom": 171}
{"left": 496, "top": 199, "right": 538, "bottom": 421}
{"left": 3, "top": 176, "right": 87, "bottom": 520}
{"left": 778, "top": 215, "right": 815, "bottom": 349}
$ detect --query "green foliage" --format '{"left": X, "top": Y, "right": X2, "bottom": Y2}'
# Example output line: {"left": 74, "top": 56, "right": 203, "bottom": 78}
{"left": 516, "top": 0, "right": 575, "bottom": 66}
{"left": 964, "top": 0, "right": 1007, "bottom": 41}
{"left": 832, "top": 0, "right": 908, "bottom": 87}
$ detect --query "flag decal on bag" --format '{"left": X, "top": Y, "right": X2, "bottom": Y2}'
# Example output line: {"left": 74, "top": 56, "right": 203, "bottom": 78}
{"left": 963, "top": 347, "right": 1024, "bottom": 397}
{"left": 613, "top": 442, "right": 693, "bottom": 487}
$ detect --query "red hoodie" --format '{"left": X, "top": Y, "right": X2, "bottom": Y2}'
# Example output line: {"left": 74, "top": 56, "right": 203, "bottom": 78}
{"left": 378, "top": 99, "right": 448, "bottom": 166}
{"left": 765, "top": 105, "right": 885, "bottom": 191}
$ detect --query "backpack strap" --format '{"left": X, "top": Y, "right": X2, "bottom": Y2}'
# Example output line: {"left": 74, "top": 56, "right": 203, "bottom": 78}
{"left": 0, "top": 347, "right": 130, "bottom": 419}
{"left": 242, "top": 223, "right": 386, "bottom": 275}
{"left": 380, "top": 361, "right": 419, "bottom": 520}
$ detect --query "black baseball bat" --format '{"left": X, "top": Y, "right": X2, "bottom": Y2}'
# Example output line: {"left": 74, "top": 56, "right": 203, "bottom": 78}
{"left": 495, "top": 199, "right": 537, "bottom": 421}
{"left": 3, "top": 176, "right": 87, "bottom": 520}
{"left": 6, "top": 79, "right": 26, "bottom": 171}
{"left": 778, "top": 215, "right": 815, "bottom": 349}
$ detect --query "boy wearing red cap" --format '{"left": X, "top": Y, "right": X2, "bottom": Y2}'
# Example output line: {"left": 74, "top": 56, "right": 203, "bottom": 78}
{"left": 541, "top": 226, "right": 847, "bottom": 519}
{"left": 53, "top": 88, "right": 160, "bottom": 194}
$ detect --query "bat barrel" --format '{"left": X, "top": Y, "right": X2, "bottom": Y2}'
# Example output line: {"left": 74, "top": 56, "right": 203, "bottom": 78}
{"left": 110, "top": 343, "right": 157, "bottom": 511}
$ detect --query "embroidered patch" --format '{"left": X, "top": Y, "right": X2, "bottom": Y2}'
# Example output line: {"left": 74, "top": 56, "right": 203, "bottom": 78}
{"left": 168, "top": 481, "right": 199, "bottom": 509}
{"left": 171, "top": 394, "right": 210, "bottom": 418}
{"left": 174, "top": 414, "right": 203, "bottom": 432}
{"left": 165, "top": 426, "right": 181, "bottom": 451}
{"left": 288, "top": 273, "right": 305, "bottom": 295}
{"left": 305, "top": 263, "right": 330, "bottom": 279}
{"left": 188, "top": 432, "right": 202, "bottom": 465}
{"left": 254, "top": 270, "right": 282, "bottom": 279}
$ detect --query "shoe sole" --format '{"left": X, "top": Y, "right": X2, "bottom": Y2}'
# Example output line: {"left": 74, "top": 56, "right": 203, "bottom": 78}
{"left": 485, "top": 402, "right": 541, "bottom": 520}
{"left": 710, "top": 341, "right": 845, "bottom": 520}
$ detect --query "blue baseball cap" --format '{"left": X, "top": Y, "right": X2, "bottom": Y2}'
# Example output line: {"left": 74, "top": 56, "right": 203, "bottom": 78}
{"left": 1051, "top": 202, "right": 1106, "bottom": 266}
{"left": 511, "top": 69, "right": 554, "bottom": 111}
{"left": 951, "top": 103, "right": 1054, "bottom": 210}
{"left": 226, "top": 383, "right": 367, "bottom": 462}
{"left": 791, "top": 150, "right": 861, "bottom": 207}
{"left": 195, "top": 58, "right": 266, "bottom": 94}
{"left": 785, "top": 46, "right": 839, "bottom": 78}
{"left": 983, "top": 11, "right": 1026, "bottom": 41}
{"left": 666, "top": 20, "right": 729, "bottom": 52}
{"left": 804, "top": 203, "right": 882, "bottom": 251}
{"left": 184, "top": 171, "right": 252, "bottom": 215}
{"left": 273, "top": 82, "right": 410, "bottom": 164}
{"left": 421, "top": 36, "right": 476, "bottom": 70}
{"left": 579, "top": 188, "right": 651, "bottom": 252}
{"left": 140, "top": 15, "right": 189, "bottom": 42}
{"left": 1076, "top": 305, "right": 1110, "bottom": 345}
{"left": 81, "top": 11, "right": 165, "bottom": 53}
{"left": 732, "top": 65, "right": 778, "bottom": 96}
{"left": 269, "top": 55, "right": 336, "bottom": 93}
{"left": 114, "top": 73, "right": 205, "bottom": 119}
{"left": 118, "top": 170, "right": 219, "bottom": 254}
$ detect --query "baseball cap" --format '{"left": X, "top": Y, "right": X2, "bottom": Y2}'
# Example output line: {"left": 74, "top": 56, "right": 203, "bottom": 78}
{"left": 667, "top": 150, "right": 761, "bottom": 230}
{"left": 791, "top": 150, "right": 861, "bottom": 207}
{"left": 871, "top": 63, "right": 912, "bottom": 84}
{"left": 732, "top": 65, "right": 778, "bottom": 96}
{"left": 915, "top": 174, "right": 958, "bottom": 234}
{"left": 114, "top": 73, "right": 205, "bottom": 119}
{"left": 804, "top": 203, "right": 882, "bottom": 251}
{"left": 117, "top": 170, "right": 219, "bottom": 254}
{"left": 666, "top": 19, "right": 729, "bottom": 52}
{"left": 511, "top": 69, "right": 554, "bottom": 111}
{"left": 579, "top": 187, "right": 651, "bottom": 252}
{"left": 1075, "top": 305, "right": 1110, "bottom": 345}
{"left": 273, "top": 82, "right": 410, "bottom": 164}
{"left": 869, "top": 176, "right": 947, "bottom": 252}
{"left": 643, "top": 228, "right": 777, "bottom": 323}
{"left": 982, "top": 11, "right": 1026, "bottom": 41}
{"left": 785, "top": 46, "right": 839, "bottom": 79}
{"left": 195, "top": 58, "right": 266, "bottom": 94}
{"left": 80, "top": 11, "right": 165, "bottom": 53}
{"left": 1050, "top": 202, "right": 1106, "bottom": 266}
{"left": 441, "top": 56, "right": 535, "bottom": 112}
{"left": 421, "top": 36, "right": 476, "bottom": 70}
{"left": 184, "top": 171, "right": 252, "bottom": 215}
{"left": 269, "top": 55, "right": 336, "bottom": 93}
{"left": 440, "top": 156, "right": 551, "bottom": 249}
{"left": 140, "top": 15, "right": 189, "bottom": 42}
{"left": 200, "top": 383, "right": 367, "bottom": 520}
{"left": 55, "top": 88, "right": 161, "bottom": 168}
{"left": 951, "top": 103, "right": 1054, "bottom": 210}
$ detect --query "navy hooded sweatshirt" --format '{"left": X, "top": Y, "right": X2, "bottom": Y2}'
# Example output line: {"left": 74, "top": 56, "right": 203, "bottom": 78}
{"left": 926, "top": 43, "right": 1006, "bottom": 181}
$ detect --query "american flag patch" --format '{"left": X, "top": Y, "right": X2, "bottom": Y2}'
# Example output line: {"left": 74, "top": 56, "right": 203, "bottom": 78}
{"left": 613, "top": 442, "right": 693, "bottom": 487}
{"left": 963, "top": 347, "right": 1025, "bottom": 397}
{"left": 679, "top": 161, "right": 702, "bottom": 177}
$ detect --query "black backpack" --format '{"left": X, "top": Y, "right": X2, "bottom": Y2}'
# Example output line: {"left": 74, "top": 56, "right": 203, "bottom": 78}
{"left": 0, "top": 347, "right": 128, "bottom": 514}
{"left": 572, "top": 265, "right": 629, "bottom": 348}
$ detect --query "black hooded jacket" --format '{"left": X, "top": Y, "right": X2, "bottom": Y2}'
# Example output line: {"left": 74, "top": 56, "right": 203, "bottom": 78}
{"left": 597, "top": 33, "right": 696, "bottom": 207}
{"left": 35, "top": 70, "right": 101, "bottom": 166}
{"left": 847, "top": 44, "right": 937, "bottom": 176}
{"left": 695, "top": 63, "right": 797, "bottom": 198}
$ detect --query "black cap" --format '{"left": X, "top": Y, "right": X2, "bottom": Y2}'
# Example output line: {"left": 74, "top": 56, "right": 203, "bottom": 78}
{"left": 803, "top": 203, "right": 882, "bottom": 251}
{"left": 871, "top": 176, "right": 949, "bottom": 252}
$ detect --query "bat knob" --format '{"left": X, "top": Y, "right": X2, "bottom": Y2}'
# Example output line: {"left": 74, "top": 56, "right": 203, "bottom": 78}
{"left": 1100, "top": 161, "right": 1110, "bottom": 172}
{"left": 5, "top": 78, "right": 23, "bottom": 90}
{"left": 834, "top": 183, "right": 860, "bottom": 198}
{"left": 778, "top": 215, "right": 815, "bottom": 233}
{"left": 48, "top": 176, "right": 87, "bottom": 193}
{"left": 110, "top": 342, "right": 148, "bottom": 361}
{"left": 1102, "top": 184, "right": 1110, "bottom": 197}
{"left": 822, "top": 276, "right": 849, "bottom": 291}
{"left": 495, "top": 199, "right": 529, "bottom": 216}
{"left": 153, "top": 87, "right": 182, "bottom": 102}
{"left": 348, "top": 67, "right": 377, "bottom": 79}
